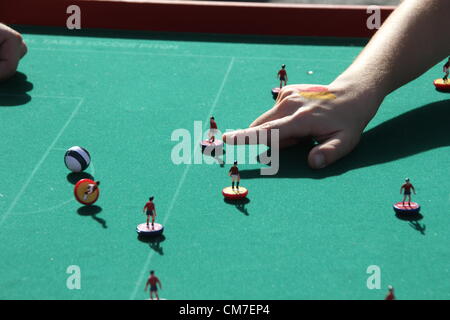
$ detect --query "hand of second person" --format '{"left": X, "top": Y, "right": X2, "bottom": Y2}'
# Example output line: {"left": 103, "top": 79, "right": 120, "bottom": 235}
{"left": 0, "top": 23, "right": 27, "bottom": 81}
{"left": 223, "top": 83, "right": 383, "bottom": 169}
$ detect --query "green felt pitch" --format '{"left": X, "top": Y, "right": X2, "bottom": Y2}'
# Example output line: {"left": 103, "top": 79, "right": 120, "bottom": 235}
{"left": 0, "top": 27, "right": 449, "bottom": 300}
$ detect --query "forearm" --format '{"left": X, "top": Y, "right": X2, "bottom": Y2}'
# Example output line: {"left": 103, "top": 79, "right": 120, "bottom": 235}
{"left": 334, "top": 0, "right": 450, "bottom": 100}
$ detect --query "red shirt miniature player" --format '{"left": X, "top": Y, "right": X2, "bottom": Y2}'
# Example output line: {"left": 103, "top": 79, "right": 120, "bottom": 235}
{"left": 400, "top": 178, "right": 416, "bottom": 206}
{"left": 209, "top": 116, "right": 218, "bottom": 143}
{"left": 83, "top": 180, "right": 100, "bottom": 201}
{"left": 229, "top": 161, "right": 240, "bottom": 190}
{"left": 143, "top": 196, "right": 157, "bottom": 230}
{"left": 385, "top": 285, "right": 395, "bottom": 300}
{"left": 145, "top": 270, "right": 162, "bottom": 300}
{"left": 443, "top": 57, "right": 449, "bottom": 82}
{"left": 277, "top": 64, "right": 288, "bottom": 88}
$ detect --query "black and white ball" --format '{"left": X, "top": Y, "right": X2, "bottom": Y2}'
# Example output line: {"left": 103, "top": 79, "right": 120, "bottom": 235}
{"left": 64, "top": 146, "right": 91, "bottom": 173}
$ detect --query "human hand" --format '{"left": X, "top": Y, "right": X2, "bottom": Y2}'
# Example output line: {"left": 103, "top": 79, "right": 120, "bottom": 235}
{"left": 223, "top": 82, "right": 383, "bottom": 169}
{"left": 0, "top": 24, "right": 27, "bottom": 81}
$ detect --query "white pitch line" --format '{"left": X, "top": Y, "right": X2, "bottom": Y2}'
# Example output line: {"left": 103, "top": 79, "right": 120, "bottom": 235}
{"left": 31, "top": 47, "right": 349, "bottom": 63}
{"left": 13, "top": 198, "right": 75, "bottom": 216}
{"left": 129, "top": 57, "right": 236, "bottom": 300}
{"left": 0, "top": 98, "right": 84, "bottom": 228}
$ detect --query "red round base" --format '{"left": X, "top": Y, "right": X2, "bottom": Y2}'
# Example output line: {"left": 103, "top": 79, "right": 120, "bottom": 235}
{"left": 222, "top": 186, "right": 248, "bottom": 199}
{"left": 433, "top": 79, "right": 450, "bottom": 92}
{"left": 393, "top": 202, "right": 420, "bottom": 214}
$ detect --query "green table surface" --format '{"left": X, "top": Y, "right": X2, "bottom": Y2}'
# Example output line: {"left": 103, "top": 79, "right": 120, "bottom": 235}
{"left": 0, "top": 27, "right": 449, "bottom": 300}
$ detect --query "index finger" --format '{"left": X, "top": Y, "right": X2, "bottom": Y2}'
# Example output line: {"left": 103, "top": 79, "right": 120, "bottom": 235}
{"left": 223, "top": 113, "right": 311, "bottom": 146}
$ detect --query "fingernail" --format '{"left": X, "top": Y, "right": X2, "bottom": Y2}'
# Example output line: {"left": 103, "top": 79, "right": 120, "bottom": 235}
{"left": 313, "top": 153, "right": 326, "bottom": 169}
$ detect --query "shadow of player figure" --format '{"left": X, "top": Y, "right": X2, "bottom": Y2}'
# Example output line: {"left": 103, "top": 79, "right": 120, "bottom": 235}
{"left": 409, "top": 221, "right": 426, "bottom": 235}
{"left": 215, "top": 155, "right": 225, "bottom": 168}
{"left": 77, "top": 205, "right": 107, "bottom": 229}
{"left": 224, "top": 198, "right": 250, "bottom": 216}
{"left": 395, "top": 212, "right": 425, "bottom": 235}
{"left": 137, "top": 234, "right": 166, "bottom": 256}
{"left": 202, "top": 147, "right": 225, "bottom": 168}
{"left": 0, "top": 72, "right": 33, "bottom": 106}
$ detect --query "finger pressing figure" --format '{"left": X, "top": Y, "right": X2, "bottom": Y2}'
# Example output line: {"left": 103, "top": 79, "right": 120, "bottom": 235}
{"left": 224, "top": 84, "right": 374, "bottom": 169}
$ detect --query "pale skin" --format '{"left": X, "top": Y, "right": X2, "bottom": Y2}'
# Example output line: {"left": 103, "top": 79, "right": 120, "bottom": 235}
{"left": 223, "top": 0, "right": 450, "bottom": 169}
{"left": 0, "top": 23, "right": 27, "bottom": 81}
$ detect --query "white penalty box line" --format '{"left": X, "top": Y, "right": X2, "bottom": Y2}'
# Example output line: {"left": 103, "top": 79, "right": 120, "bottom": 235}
{"left": 0, "top": 96, "right": 85, "bottom": 228}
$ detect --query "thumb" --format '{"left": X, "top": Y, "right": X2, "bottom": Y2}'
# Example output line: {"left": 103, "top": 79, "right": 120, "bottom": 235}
{"left": 307, "top": 132, "right": 358, "bottom": 169}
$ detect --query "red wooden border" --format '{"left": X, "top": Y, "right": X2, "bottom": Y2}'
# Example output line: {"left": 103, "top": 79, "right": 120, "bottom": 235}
{"left": 0, "top": 0, "right": 395, "bottom": 37}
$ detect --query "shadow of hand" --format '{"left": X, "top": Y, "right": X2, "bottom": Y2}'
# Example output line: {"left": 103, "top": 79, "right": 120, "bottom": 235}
{"left": 240, "top": 100, "right": 450, "bottom": 180}
{"left": 0, "top": 72, "right": 33, "bottom": 106}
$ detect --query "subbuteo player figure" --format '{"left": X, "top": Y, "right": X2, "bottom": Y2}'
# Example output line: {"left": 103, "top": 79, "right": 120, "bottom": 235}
{"left": 144, "top": 270, "right": 162, "bottom": 300}
{"left": 209, "top": 116, "right": 218, "bottom": 143}
{"left": 400, "top": 178, "right": 416, "bottom": 206}
{"left": 229, "top": 161, "right": 240, "bottom": 190}
{"left": 443, "top": 57, "right": 449, "bottom": 82}
{"left": 385, "top": 285, "right": 395, "bottom": 300}
{"left": 143, "top": 196, "right": 157, "bottom": 230}
{"left": 83, "top": 181, "right": 100, "bottom": 201}
{"left": 277, "top": 64, "right": 288, "bottom": 88}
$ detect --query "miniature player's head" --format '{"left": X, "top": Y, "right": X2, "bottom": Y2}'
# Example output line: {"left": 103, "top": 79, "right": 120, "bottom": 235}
{"left": 210, "top": 116, "right": 215, "bottom": 120}
{"left": 95, "top": 181, "right": 100, "bottom": 186}
{"left": 405, "top": 178, "right": 410, "bottom": 183}
{"left": 150, "top": 270, "right": 154, "bottom": 275}
{"left": 234, "top": 161, "right": 238, "bottom": 166}
{"left": 149, "top": 196, "right": 154, "bottom": 201}
{"left": 388, "top": 285, "right": 394, "bottom": 292}
{"left": 281, "top": 64, "right": 286, "bottom": 69}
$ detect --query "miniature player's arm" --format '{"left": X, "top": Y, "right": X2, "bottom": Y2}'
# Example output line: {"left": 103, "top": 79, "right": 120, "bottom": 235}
{"left": 0, "top": 24, "right": 27, "bottom": 81}
{"left": 144, "top": 279, "right": 149, "bottom": 291}
{"left": 157, "top": 278, "right": 162, "bottom": 290}
{"left": 400, "top": 185, "right": 404, "bottom": 194}
{"left": 411, "top": 185, "right": 416, "bottom": 194}
{"left": 224, "top": 0, "right": 450, "bottom": 169}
